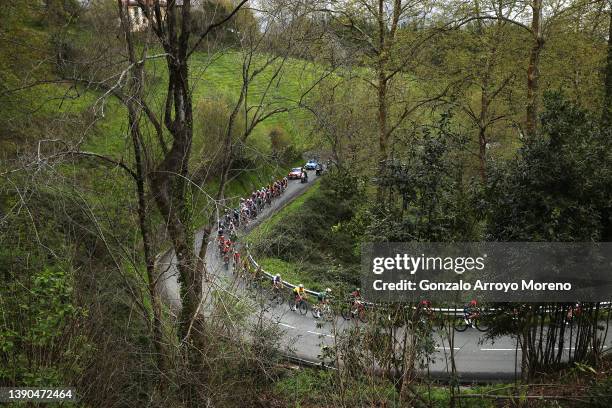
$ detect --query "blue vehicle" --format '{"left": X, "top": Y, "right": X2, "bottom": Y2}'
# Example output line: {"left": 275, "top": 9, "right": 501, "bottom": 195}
{"left": 304, "top": 159, "right": 318, "bottom": 170}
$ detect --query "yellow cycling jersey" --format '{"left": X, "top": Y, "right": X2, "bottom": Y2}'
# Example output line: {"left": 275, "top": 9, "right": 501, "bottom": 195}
{"left": 293, "top": 287, "right": 305, "bottom": 296}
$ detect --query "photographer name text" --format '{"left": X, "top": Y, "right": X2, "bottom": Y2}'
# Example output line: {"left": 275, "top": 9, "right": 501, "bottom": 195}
{"left": 372, "top": 279, "right": 572, "bottom": 292}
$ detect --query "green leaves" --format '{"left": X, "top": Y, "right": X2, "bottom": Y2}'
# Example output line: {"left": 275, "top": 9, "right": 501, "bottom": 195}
{"left": 0, "top": 263, "right": 88, "bottom": 386}
{"left": 486, "top": 92, "right": 612, "bottom": 242}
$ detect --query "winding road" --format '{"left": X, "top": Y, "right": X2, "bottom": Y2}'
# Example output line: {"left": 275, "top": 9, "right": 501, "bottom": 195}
{"left": 156, "top": 174, "right": 610, "bottom": 382}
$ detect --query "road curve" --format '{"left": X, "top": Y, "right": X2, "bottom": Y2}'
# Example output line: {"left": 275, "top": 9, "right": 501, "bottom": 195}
{"left": 155, "top": 174, "right": 609, "bottom": 383}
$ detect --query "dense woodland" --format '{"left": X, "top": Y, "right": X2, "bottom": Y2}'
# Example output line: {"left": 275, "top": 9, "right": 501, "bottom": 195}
{"left": 1, "top": 0, "right": 611, "bottom": 406}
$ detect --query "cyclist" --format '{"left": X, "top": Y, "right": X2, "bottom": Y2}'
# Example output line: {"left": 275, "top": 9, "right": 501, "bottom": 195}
{"left": 418, "top": 299, "right": 433, "bottom": 316}
{"left": 292, "top": 284, "right": 307, "bottom": 311}
{"left": 350, "top": 287, "right": 363, "bottom": 316}
{"left": 222, "top": 241, "right": 231, "bottom": 267}
{"left": 566, "top": 302, "right": 582, "bottom": 323}
{"left": 314, "top": 288, "right": 332, "bottom": 318}
{"left": 228, "top": 222, "right": 238, "bottom": 241}
{"left": 463, "top": 299, "right": 479, "bottom": 325}
{"left": 233, "top": 208, "right": 240, "bottom": 225}
{"left": 272, "top": 273, "right": 283, "bottom": 291}
{"left": 218, "top": 235, "right": 226, "bottom": 255}
{"left": 233, "top": 250, "right": 241, "bottom": 267}
{"left": 224, "top": 238, "right": 233, "bottom": 251}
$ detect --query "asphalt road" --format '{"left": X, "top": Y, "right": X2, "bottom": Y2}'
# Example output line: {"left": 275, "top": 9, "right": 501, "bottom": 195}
{"left": 156, "top": 174, "right": 610, "bottom": 382}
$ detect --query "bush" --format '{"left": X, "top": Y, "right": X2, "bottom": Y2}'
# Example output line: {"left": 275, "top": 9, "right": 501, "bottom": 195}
{"left": 250, "top": 171, "right": 363, "bottom": 289}
{"left": 269, "top": 126, "right": 300, "bottom": 164}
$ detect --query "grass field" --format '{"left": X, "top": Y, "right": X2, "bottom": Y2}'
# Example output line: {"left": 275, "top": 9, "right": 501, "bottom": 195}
{"left": 80, "top": 51, "right": 320, "bottom": 160}
{"left": 3, "top": 50, "right": 323, "bottom": 222}
{"left": 4, "top": 50, "right": 320, "bottom": 165}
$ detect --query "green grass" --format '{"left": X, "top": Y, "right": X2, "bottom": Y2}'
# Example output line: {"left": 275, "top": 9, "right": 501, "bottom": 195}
{"left": 273, "top": 368, "right": 398, "bottom": 407}
{"left": 245, "top": 181, "right": 320, "bottom": 244}
{"left": 256, "top": 257, "right": 321, "bottom": 291}
{"left": 273, "top": 368, "right": 505, "bottom": 408}
{"left": 4, "top": 50, "right": 320, "bottom": 165}
{"left": 3, "top": 49, "right": 320, "bottom": 241}
{"left": 243, "top": 177, "right": 363, "bottom": 295}
{"left": 130, "top": 51, "right": 320, "bottom": 160}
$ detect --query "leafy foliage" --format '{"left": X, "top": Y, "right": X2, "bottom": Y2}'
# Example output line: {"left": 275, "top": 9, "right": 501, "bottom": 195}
{"left": 249, "top": 172, "right": 364, "bottom": 289}
{"left": 485, "top": 92, "right": 612, "bottom": 242}
{"left": 360, "top": 112, "right": 482, "bottom": 243}
{"left": 0, "top": 255, "right": 89, "bottom": 386}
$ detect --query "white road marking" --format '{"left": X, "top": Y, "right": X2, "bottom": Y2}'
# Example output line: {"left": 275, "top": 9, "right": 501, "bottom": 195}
{"left": 480, "top": 345, "right": 610, "bottom": 352}
{"left": 307, "top": 330, "right": 335, "bottom": 338}
{"left": 435, "top": 346, "right": 460, "bottom": 350}
{"left": 279, "top": 323, "right": 296, "bottom": 329}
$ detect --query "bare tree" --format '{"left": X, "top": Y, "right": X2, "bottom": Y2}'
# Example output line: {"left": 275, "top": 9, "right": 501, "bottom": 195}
{"left": 322, "top": 0, "right": 447, "bottom": 172}
{"left": 458, "top": 0, "right": 520, "bottom": 180}
{"left": 464, "top": 0, "right": 594, "bottom": 137}
{"left": 214, "top": 1, "right": 335, "bottom": 201}
{"left": 603, "top": 3, "right": 612, "bottom": 125}
{"left": 113, "top": 0, "right": 249, "bottom": 402}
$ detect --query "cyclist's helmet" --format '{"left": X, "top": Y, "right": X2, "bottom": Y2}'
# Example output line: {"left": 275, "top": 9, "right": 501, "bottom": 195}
{"left": 299, "top": 284, "right": 304, "bottom": 288}
{"left": 326, "top": 288, "right": 332, "bottom": 293}
{"left": 275, "top": 274, "right": 281, "bottom": 278}
{"left": 469, "top": 299, "right": 478, "bottom": 306}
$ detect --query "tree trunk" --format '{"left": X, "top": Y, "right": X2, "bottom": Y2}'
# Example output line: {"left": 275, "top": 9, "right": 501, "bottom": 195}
{"left": 478, "top": 74, "right": 490, "bottom": 181}
{"left": 130, "top": 108, "right": 168, "bottom": 389}
{"left": 378, "top": 73, "right": 389, "bottom": 165}
{"left": 478, "top": 127, "right": 487, "bottom": 180}
{"left": 376, "top": 0, "right": 390, "bottom": 175}
{"left": 526, "top": 0, "right": 544, "bottom": 138}
{"left": 602, "top": 9, "right": 612, "bottom": 126}
{"left": 149, "top": 6, "right": 207, "bottom": 403}
{"left": 118, "top": 1, "right": 167, "bottom": 390}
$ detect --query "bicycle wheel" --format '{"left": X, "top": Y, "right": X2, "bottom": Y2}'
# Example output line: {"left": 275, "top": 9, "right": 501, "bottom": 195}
{"left": 454, "top": 317, "right": 469, "bottom": 332}
{"left": 475, "top": 320, "right": 489, "bottom": 332}
{"left": 298, "top": 300, "right": 308, "bottom": 315}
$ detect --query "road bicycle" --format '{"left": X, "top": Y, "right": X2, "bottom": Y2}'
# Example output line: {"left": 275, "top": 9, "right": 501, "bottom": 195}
{"left": 454, "top": 310, "right": 489, "bottom": 332}
{"left": 290, "top": 295, "right": 309, "bottom": 315}
{"left": 341, "top": 299, "right": 368, "bottom": 323}
{"left": 311, "top": 302, "right": 334, "bottom": 321}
